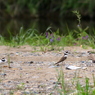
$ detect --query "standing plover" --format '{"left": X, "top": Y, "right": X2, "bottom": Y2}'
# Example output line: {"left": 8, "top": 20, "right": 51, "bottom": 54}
{"left": 55, "top": 51, "right": 69, "bottom": 66}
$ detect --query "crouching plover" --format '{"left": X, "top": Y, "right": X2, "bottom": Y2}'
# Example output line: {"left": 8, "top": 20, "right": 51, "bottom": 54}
{"left": 55, "top": 51, "right": 69, "bottom": 66}
{"left": 87, "top": 51, "right": 95, "bottom": 63}
{"left": 0, "top": 57, "right": 7, "bottom": 63}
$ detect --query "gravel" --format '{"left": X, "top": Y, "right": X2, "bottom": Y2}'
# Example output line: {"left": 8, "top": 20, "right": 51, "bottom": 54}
{"left": 0, "top": 46, "right": 95, "bottom": 94}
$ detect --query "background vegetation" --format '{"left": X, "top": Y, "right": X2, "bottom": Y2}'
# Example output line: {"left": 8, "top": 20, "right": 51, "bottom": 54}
{"left": 0, "top": 0, "right": 95, "bottom": 19}
{"left": 0, "top": 1, "right": 95, "bottom": 49}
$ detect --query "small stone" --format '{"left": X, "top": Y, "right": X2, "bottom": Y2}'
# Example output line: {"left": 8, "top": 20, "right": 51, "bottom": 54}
{"left": 9, "top": 66, "right": 12, "bottom": 68}
{"left": 30, "top": 61, "right": 34, "bottom": 64}
{"left": 15, "top": 52, "right": 19, "bottom": 56}
{"left": 22, "top": 91, "right": 30, "bottom": 95}
{"left": 1, "top": 73, "right": 7, "bottom": 76}
{"left": 92, "top": 70, "right": 95, "bottom": 72}
{"left": 66, "top": 66, "right": 81, "bottom": 70}
{"left": 92, "top": 60, "right": 95, "bottom": 63}
{"left": 10, "top": 61, "right": 13, "bottom": 63}
{"left": 82, "top": 67, "right": 87, "bottom": 70}
{"left": 8, "top": 81, "right": 11, "bottom": 83}
{"left": 81, "top": 61, "right": 85, "bottom": 63}
{"left": 19, "top": 68, "right": 22, "bottom": 70}
{"left": 26, "top": 81, "right": 29, "bottom": 83}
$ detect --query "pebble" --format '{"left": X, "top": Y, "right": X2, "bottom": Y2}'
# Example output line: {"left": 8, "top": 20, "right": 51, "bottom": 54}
{"left": 0, "top": 73, "right": 7, "bottom": 76}
{"left": 66, "top": 66, "right": 81, "bottom": 70}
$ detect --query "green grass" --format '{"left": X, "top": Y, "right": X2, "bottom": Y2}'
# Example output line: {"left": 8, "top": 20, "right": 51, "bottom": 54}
{"left": 56, "top": 68, "right": 95, "bottom": 95}
{"left": 0, "top": 26, "right": 94, "bottom": 49}
{"left": 0, "top": 25, "right": 94, "bottom": 49}
{"left": 0, "top": 11, "right": 95, "bottom": 50}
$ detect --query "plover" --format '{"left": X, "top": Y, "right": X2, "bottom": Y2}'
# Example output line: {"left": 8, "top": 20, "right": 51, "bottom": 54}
{"left": 55, "top": 51, "right": 69, "bottom": 66}
{"left": 0, "top": 57, "right": 7, "bottom": 63}
{"left": 87, "top": 51, "right": 95, "bottom": 63}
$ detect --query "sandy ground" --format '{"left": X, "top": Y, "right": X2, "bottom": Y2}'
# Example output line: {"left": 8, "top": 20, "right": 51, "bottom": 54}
{"left": 0, "top": 45, "right": 95, "bottom": 95}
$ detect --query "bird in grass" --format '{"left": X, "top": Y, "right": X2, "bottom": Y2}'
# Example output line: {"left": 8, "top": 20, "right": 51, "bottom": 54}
{"left": 55, "top": 51, "right": 69, "bottom": 66}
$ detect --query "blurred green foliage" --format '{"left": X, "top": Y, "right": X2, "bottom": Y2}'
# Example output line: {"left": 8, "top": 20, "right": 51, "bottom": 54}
{"left": 0, "top": 0, "right": 95, "bottom": 18}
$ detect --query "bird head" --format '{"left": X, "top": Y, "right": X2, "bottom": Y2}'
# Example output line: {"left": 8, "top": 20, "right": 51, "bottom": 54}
{"left": 64, "top": 51, "right": 70, "bottom": 57}
{"left": 87, "top": 51, "right": 91, "bottom": 54}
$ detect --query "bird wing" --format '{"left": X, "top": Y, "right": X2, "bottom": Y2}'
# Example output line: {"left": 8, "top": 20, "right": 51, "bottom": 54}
{"left": 55, "top": 56, "right": 67, "bottom": 64}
